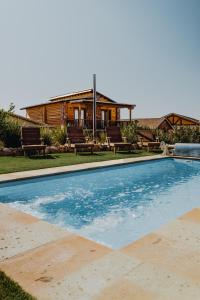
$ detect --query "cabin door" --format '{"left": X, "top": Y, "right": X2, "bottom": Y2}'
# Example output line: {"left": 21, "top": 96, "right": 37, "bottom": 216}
{"left": 74, "top": 108, "right": 85, "bottom": 127}
{"left": 74, "top": 108, "right": 79, "bottom": 126}
{"left": 80, "top": 109, "right": 86, "bottom": 127}
{"left": 101, "top": 110, "right": 112, "bottom": 128}
{"left": 106, "top": 110, "right": 112, "bottom": 126}
{"left": 101, "top": 110, "right": 106, "bottom": 128}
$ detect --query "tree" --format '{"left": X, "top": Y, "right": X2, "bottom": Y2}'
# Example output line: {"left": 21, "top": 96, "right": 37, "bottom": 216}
{"left": 8, "top": 102, "right": 15, "bottom": 113}
{"left": 0, "top": 108, "right": 21, "bottom": 147}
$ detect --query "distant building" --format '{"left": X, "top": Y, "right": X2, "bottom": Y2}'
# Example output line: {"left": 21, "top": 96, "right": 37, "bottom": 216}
{"left": 135, "top": 113, "right": 200, "bottom": 142}
{"left": 21, "top": 89, "right": 135, "bottom": 129}
{"left": 7, "top": 112, "right": 44, "bottom": 127}
{"left": 135, "top": 113, "right": 199, "bottom": 130}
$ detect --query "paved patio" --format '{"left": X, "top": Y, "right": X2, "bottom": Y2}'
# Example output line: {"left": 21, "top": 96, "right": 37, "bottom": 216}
{"left": 1, "top": 204, "right": 200, "bottom": 300}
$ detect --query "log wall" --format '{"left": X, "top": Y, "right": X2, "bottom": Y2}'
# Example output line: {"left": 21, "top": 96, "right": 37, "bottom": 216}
{"left": 26, "top": 102, "right": 121, "bottom": 126}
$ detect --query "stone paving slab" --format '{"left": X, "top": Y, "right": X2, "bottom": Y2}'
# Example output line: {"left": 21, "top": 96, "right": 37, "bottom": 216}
{"left": 94, "top": 278, "right": 158, "bottom": 300}
{"left": 120, "top": 208, "right": 200, "bottom": 299}
{"left": 179, "top": 207, "right": 200, "bottom": 223}
{"left": 122, "top": 261, "right": 200, "bottom": 300}
{"left": 0, "top": 203, "right": 71, "bottom": 261}
{"left": 0, "top": 206, "right": 200, "bottom": 299}
{"left": 0, "top": 226, "right": 112, "bottom": 300}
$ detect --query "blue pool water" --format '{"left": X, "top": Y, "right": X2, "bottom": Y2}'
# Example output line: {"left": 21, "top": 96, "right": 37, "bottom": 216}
{"left": 0, "top": 158, "right": 200, "bottom": 249}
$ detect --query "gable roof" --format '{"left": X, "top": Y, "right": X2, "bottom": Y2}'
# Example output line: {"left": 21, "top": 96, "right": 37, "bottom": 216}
{"left": 134, "top": 117, "right": 166, "bottom": 129}
{"left": 49, "top": 89, "right": 117, "bottom": 103}
{"left": 164, "top": 113, "right": 200, "bottom": 125}
{"left": 21, "top": 89, "right": 128, "bottom": 110}
{"left": 7, "top": 112, "right": 45, "bottom": 126}
{"left": 135, "top": 113, "right": 199, "bottom": 130}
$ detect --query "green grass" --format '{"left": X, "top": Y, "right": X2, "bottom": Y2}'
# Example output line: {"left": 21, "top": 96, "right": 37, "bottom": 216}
{"left": 0, "top": 151, "right": 159, "bottom": 174}
{"left": 0, "top": 271, "right": 36, "bottom": 300}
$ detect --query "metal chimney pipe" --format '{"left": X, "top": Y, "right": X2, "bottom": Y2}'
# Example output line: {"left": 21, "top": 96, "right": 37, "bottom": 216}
{"left": 93, "top": 74, "right": 96, "bottom": 140}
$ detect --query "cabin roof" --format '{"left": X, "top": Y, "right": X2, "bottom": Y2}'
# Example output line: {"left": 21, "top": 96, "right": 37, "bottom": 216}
{"left": 164, "top": 113, "right": 200, "bottom": 124}
{"left": 49, "top": 89, "right": 117, "bottom": 103}
{"left": 134, "top": 117, "right": 165, "bottom": 129}
{"left": 69, "top": 99, "right": 135, "bottom": 108}
{"left": 21, "top": 89, "right": 135, "bottom": 110}
{"left": 135, "top": 113, "right": 199, "bottom": 129}
{"left": 7, "top": 112, "right": 45, "bottom": 126}
{"left": 49, "top": 88, "right": 93, "bottom": 101}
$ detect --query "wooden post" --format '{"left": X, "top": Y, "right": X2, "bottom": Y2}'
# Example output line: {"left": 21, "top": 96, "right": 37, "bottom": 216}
{"left": 78, "top": 105, "right": 81, "bottom": 127}
{"left": 42, "top": 106, "right": 46, "bottom": 123}
{"left": 61, "top": 103, "right": 65, "bottom": 129}
{"left": 129, "top": 108, "right": 132, "bottom": 122}
{"left": 115, "top": 107, "right": 118, "bottom": 126}
{"left": 93, "top": 74, "right": 96, "bottom": 140}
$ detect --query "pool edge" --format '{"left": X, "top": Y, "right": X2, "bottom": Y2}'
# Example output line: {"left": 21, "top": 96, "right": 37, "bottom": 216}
{"left": 0, "top": 154, "right": 165, "bottom": 183}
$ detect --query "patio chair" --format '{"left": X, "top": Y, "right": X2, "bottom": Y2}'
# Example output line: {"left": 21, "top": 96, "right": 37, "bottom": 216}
{"left": 105, "top": 126, "right": 132, "bottom": 154}
{"left": 147, "top": 142, "right": 161, "bottom": 152}
{"left": 66, "top": 127, "right": 94, "bottom": 155}
{"left": 21, "top": 127, "right": 46, "bottom": 156}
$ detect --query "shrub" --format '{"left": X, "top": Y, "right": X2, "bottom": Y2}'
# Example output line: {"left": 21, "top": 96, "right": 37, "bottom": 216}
{"left": 52, "top": 128, "right": 66, "bottom": 145}
{"left": 83, "top": 128, "right": 93, "bottom": 142}
{"left": 98, "top": 132, "right": 107, "bottom": 143}
{"left": 121, "top": 122, "right": 138, "bottom": 143}
{"left": 0, "top": 109, "right": 21, "bottom": 147}
{"left": 0, "top": 109, "right": 8, "bottom": 140}
{"left": 4, "top": 120, "right": 21, "bottom": 147}
{"left": 40, "top": 128, "right": 53, "bottom": 145}
{"left": 191, "top": 126, "right": 200, "bottom": 143}
{"left": 0, "top": 140, "right": 4, "bottom": 148}
{"left": 155, "top": 126, "right": 200, "bottom": 144}
{"left": 155, "top": 129, "right": 173, "bottom": 144}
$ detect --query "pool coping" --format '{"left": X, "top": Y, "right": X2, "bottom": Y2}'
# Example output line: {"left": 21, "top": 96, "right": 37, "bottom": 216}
{"left": 0, "top": 154, "right": 199, "bottom": 184}
{"left": 0, "top": 154, "right": 165, "bottom": 183}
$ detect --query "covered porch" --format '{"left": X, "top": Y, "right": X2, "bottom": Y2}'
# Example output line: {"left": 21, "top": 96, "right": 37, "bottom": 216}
{"left": 65, "top": 99, "right": 135, "bottom": 130}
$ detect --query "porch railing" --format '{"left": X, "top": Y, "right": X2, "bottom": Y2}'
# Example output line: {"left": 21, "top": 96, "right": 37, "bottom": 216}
{"left": 66, "top": 119, "right": 132, "bottom": 130}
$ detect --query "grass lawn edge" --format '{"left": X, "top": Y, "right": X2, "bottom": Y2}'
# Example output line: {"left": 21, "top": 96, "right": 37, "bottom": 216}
{"left": 0, "top": 270, "right": 36, "bottom": 300}
{"left": 0, "top": 151, "right": 161, "bottom": 175}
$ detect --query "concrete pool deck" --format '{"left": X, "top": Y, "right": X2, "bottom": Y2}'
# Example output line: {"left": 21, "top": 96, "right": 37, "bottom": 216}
{"left": 1, "top": 154, "right": 200, "bottom": 299}
{"left": 1, "top": 204, "right": 200, "bottom": 299}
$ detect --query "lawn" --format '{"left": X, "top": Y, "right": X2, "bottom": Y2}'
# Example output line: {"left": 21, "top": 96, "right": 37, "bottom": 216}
{"left": 0, "top": 151, "right": 159, "bottom": 174}
{"left": 0, "top": 271, "right": 36, "bottom": 300}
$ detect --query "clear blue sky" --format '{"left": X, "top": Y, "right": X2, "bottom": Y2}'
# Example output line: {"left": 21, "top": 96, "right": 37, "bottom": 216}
{"left": 0, "top": 0, "right": 199, "bottom": 119}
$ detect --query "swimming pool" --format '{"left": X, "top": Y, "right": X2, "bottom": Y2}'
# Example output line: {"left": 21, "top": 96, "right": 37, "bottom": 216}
{"left": 0, "top": 158, "right": 200, "bottom": 249}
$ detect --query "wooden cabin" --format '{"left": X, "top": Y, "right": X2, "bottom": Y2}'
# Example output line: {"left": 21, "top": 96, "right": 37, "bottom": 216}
{"left": 164, "top": 113, "right": 200, "bottom": 127}
{"left": 21, "top": 89, "right": 135, "bottom": 130}
{"left": 135, "top": 113, "right": 199, "bottom": 130}
{"left": 135, "top": 113, "right": 200, "bottom": 142}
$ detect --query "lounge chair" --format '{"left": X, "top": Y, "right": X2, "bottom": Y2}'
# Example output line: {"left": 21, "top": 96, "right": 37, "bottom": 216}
{"left": 147, "top": 142, "right": 161, "bottom": 152}
{"left": 66, "top": 127, "right": 94, "bottom": 155}
{"left": 105, "top": 126, "right": 132, "bottom": 154}
{"left": 21, "top": 127, "right": 46, "bottom": 156}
